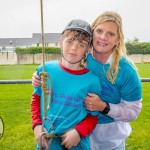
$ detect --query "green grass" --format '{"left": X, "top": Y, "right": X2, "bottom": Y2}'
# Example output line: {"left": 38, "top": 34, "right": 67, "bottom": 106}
{"left": 0, "top": 64, "right": 150, "bottom": 150}
{"left": 126, "top": 63, "right": 150, "bottom": 150}
{"left": 126, "top": 82, "right": 150, "bottom": 150}
{"left": 0, "top": 65, "right": 37, "bottom": 149}
{"left": 136, "top": 63, "right": 150, "bottom": 78}
{"left": 0, "top": 64, "right": 38, "bottom": 80}
{"left": 0, "top": 84, "right": 36, "bottom": 149}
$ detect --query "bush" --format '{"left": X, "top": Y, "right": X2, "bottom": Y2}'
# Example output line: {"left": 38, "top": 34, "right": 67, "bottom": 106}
{"left": 16, "top": 43, "right": 150, "bottom": 55}
{"left": 16, "top": 47, "right": 61, "bottom": 54}
{"left": 126, "top": 42, "right": 150, "bottom": 54}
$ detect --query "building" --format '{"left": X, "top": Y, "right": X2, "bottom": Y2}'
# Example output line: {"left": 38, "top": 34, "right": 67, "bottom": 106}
{"left": 0, "top": 33, "right": 61, "bottom": 52}
{"left": 32, "top": 33, "right": 61, "bottom": 47}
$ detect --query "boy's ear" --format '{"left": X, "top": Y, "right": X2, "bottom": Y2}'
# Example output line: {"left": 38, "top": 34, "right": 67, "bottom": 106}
{"left": 58, "top": 39, "right": 62, "bottom": 48}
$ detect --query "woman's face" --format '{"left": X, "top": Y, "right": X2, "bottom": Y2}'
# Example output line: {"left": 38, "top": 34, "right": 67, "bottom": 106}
{"left": 92, "top": 21, "right": 119, "bottom": 55}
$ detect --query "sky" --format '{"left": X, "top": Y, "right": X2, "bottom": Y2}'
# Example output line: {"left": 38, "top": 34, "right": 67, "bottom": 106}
{"left": 0, "top": 0, "right": 149, "bottom": 42}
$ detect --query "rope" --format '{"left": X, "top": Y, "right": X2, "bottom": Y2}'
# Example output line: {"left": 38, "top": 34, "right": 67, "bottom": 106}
{"left": 40, "top": 0, "right": 53, "bottom": 125}
{"left": 40, "top": 72, "right": 49, "bottom": 118}
{"left": 39, "top": 0, "right": 58, "bottom": 149}
{"left": 40, "top": 0, "right": 45, "bottom": 71}
{"left": 39, "top": 1, "right": 83, "bottom": 149}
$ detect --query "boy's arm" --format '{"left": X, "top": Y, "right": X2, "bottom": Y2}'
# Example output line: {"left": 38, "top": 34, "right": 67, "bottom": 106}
{"left": 75, "top": 114, "right": 98, "bottom": 138}
{"left": 61, "top": 114, "right": 98, "bottom": 149}
{"left": 30, "top": 93, "right": 42, "bottom": 130}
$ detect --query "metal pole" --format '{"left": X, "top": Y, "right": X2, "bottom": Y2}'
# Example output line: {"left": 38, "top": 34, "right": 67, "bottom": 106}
{"left": 0, "top": 80, "right": 31, "bottom": 84}
{"left": 140, "top": 78, "right": 150, "bottom": 82}
{"left": 0, "top": 78, "right": 150, "bottom": 84}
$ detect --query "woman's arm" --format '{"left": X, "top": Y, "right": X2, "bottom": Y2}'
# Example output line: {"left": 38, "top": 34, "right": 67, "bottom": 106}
{"left": 84, "top": 93, "right": 142, "bottom": 122}
{"left": 108, "top": 99, "right": 142, "bottom": 122}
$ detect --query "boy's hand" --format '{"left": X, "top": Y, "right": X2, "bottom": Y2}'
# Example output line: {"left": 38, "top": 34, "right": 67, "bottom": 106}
{"left": 61, "top": 129, "right": 80, "bottom": 149}
{"left": 34, "top": 125, "right": 48, "bottom": 149}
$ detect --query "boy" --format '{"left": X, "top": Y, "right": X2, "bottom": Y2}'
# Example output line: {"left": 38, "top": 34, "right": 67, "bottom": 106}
{"left": 31, "top": 19, "right": 101, "bottom": 150}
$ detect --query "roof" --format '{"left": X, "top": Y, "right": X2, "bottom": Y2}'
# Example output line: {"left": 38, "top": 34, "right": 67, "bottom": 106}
{"left": 0, "top": 33, "right": 61, "bottom": 46}
{"left": 0, "top": 38, "right": 32, "bottom": 47}
{"left": 32, "top": 33, "right": 61, "bottom": 44}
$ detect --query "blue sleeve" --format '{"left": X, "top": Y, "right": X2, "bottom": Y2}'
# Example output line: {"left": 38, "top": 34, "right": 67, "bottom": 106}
{"left": 120, "top": 67, "right": 142, "bottom": 101}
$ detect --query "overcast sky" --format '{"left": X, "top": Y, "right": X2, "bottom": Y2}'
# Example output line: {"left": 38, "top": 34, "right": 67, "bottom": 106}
{"left": 0, "top": 0, "right": 149, "bottom": 42}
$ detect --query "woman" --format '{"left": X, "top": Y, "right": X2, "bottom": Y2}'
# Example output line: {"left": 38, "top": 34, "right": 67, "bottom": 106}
{"left": 32, "top": 11, "right": 142, "bottom": 150}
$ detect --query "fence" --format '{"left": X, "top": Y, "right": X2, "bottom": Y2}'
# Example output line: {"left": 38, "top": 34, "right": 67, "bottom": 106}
{"left": 0, "top": 78, "right": 150, "bottom": 84}
{"left": 0, "top": 80, "right": 31, "bottom": 84}
{"left": 1, "top": 52, "right": 150, "bottom": 64}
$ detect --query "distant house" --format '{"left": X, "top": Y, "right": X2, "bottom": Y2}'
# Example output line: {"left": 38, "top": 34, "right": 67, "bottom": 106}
{"left": 0, "top": 33, "right": 61, "bottom": 52}
{"left": 32, "top": 33, "right": 61, "bottom": 47}
{"left": 0, "top": 38, "right": 32, "bottom": 52}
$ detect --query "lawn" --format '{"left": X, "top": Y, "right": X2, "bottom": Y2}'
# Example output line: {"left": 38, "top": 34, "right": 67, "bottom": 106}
{"left": 0, "top": 64, "right": 150, "bottom": 150}
{"left": 0, "top": 65, "right": 37, "bottom": 149}
{"left": 126, "top": 63, "right": 150, "bottom": 150}
{"left": 0, "top": 64, "right": 38, "bottom": 80}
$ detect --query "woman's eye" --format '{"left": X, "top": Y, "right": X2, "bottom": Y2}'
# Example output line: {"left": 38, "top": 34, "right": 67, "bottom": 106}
{"left": 108, "top": 32, "right": 115, "bottom": 37}
{"left": 97, "top": 29, "right": 102, "bottom": 34}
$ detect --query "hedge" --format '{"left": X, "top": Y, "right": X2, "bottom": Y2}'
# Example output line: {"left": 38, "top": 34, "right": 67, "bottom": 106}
{"left": 15, "top": 43, "right": 150, "bottom": 55}
{"left": 126, "top": 42, "right": 150, "bottom": 54}
{"left": 16, "top": 47, "right": 61, "bottom": 54}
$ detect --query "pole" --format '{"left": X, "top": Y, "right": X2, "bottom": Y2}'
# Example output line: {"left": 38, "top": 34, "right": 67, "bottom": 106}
{"left": 40, "top": 0, "right": 45, "bottom": 72}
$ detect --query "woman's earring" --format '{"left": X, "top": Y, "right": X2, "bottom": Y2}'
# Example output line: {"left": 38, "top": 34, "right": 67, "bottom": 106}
{"left": 115, "top": 44, "right": 119, "bottom": 50}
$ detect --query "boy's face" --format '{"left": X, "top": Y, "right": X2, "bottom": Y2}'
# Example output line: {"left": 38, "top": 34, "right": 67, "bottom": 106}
{"left": 60, "top": 34, "right": 89, "bottom": 65}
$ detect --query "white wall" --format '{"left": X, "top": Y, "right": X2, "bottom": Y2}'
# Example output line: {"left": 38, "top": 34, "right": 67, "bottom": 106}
{"left": 128, "top": 54, "right": 150, "bottom": 63}
{"left": 0, "top": 52, "right": 150, "bottom": 65}
{"left": 0, "top": 52, "right": 17, "bottom": 64}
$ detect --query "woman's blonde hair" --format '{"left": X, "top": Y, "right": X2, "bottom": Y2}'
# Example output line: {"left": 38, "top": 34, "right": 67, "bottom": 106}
{"left": 91, "top": 11, "right": 137, "bottom": 84}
